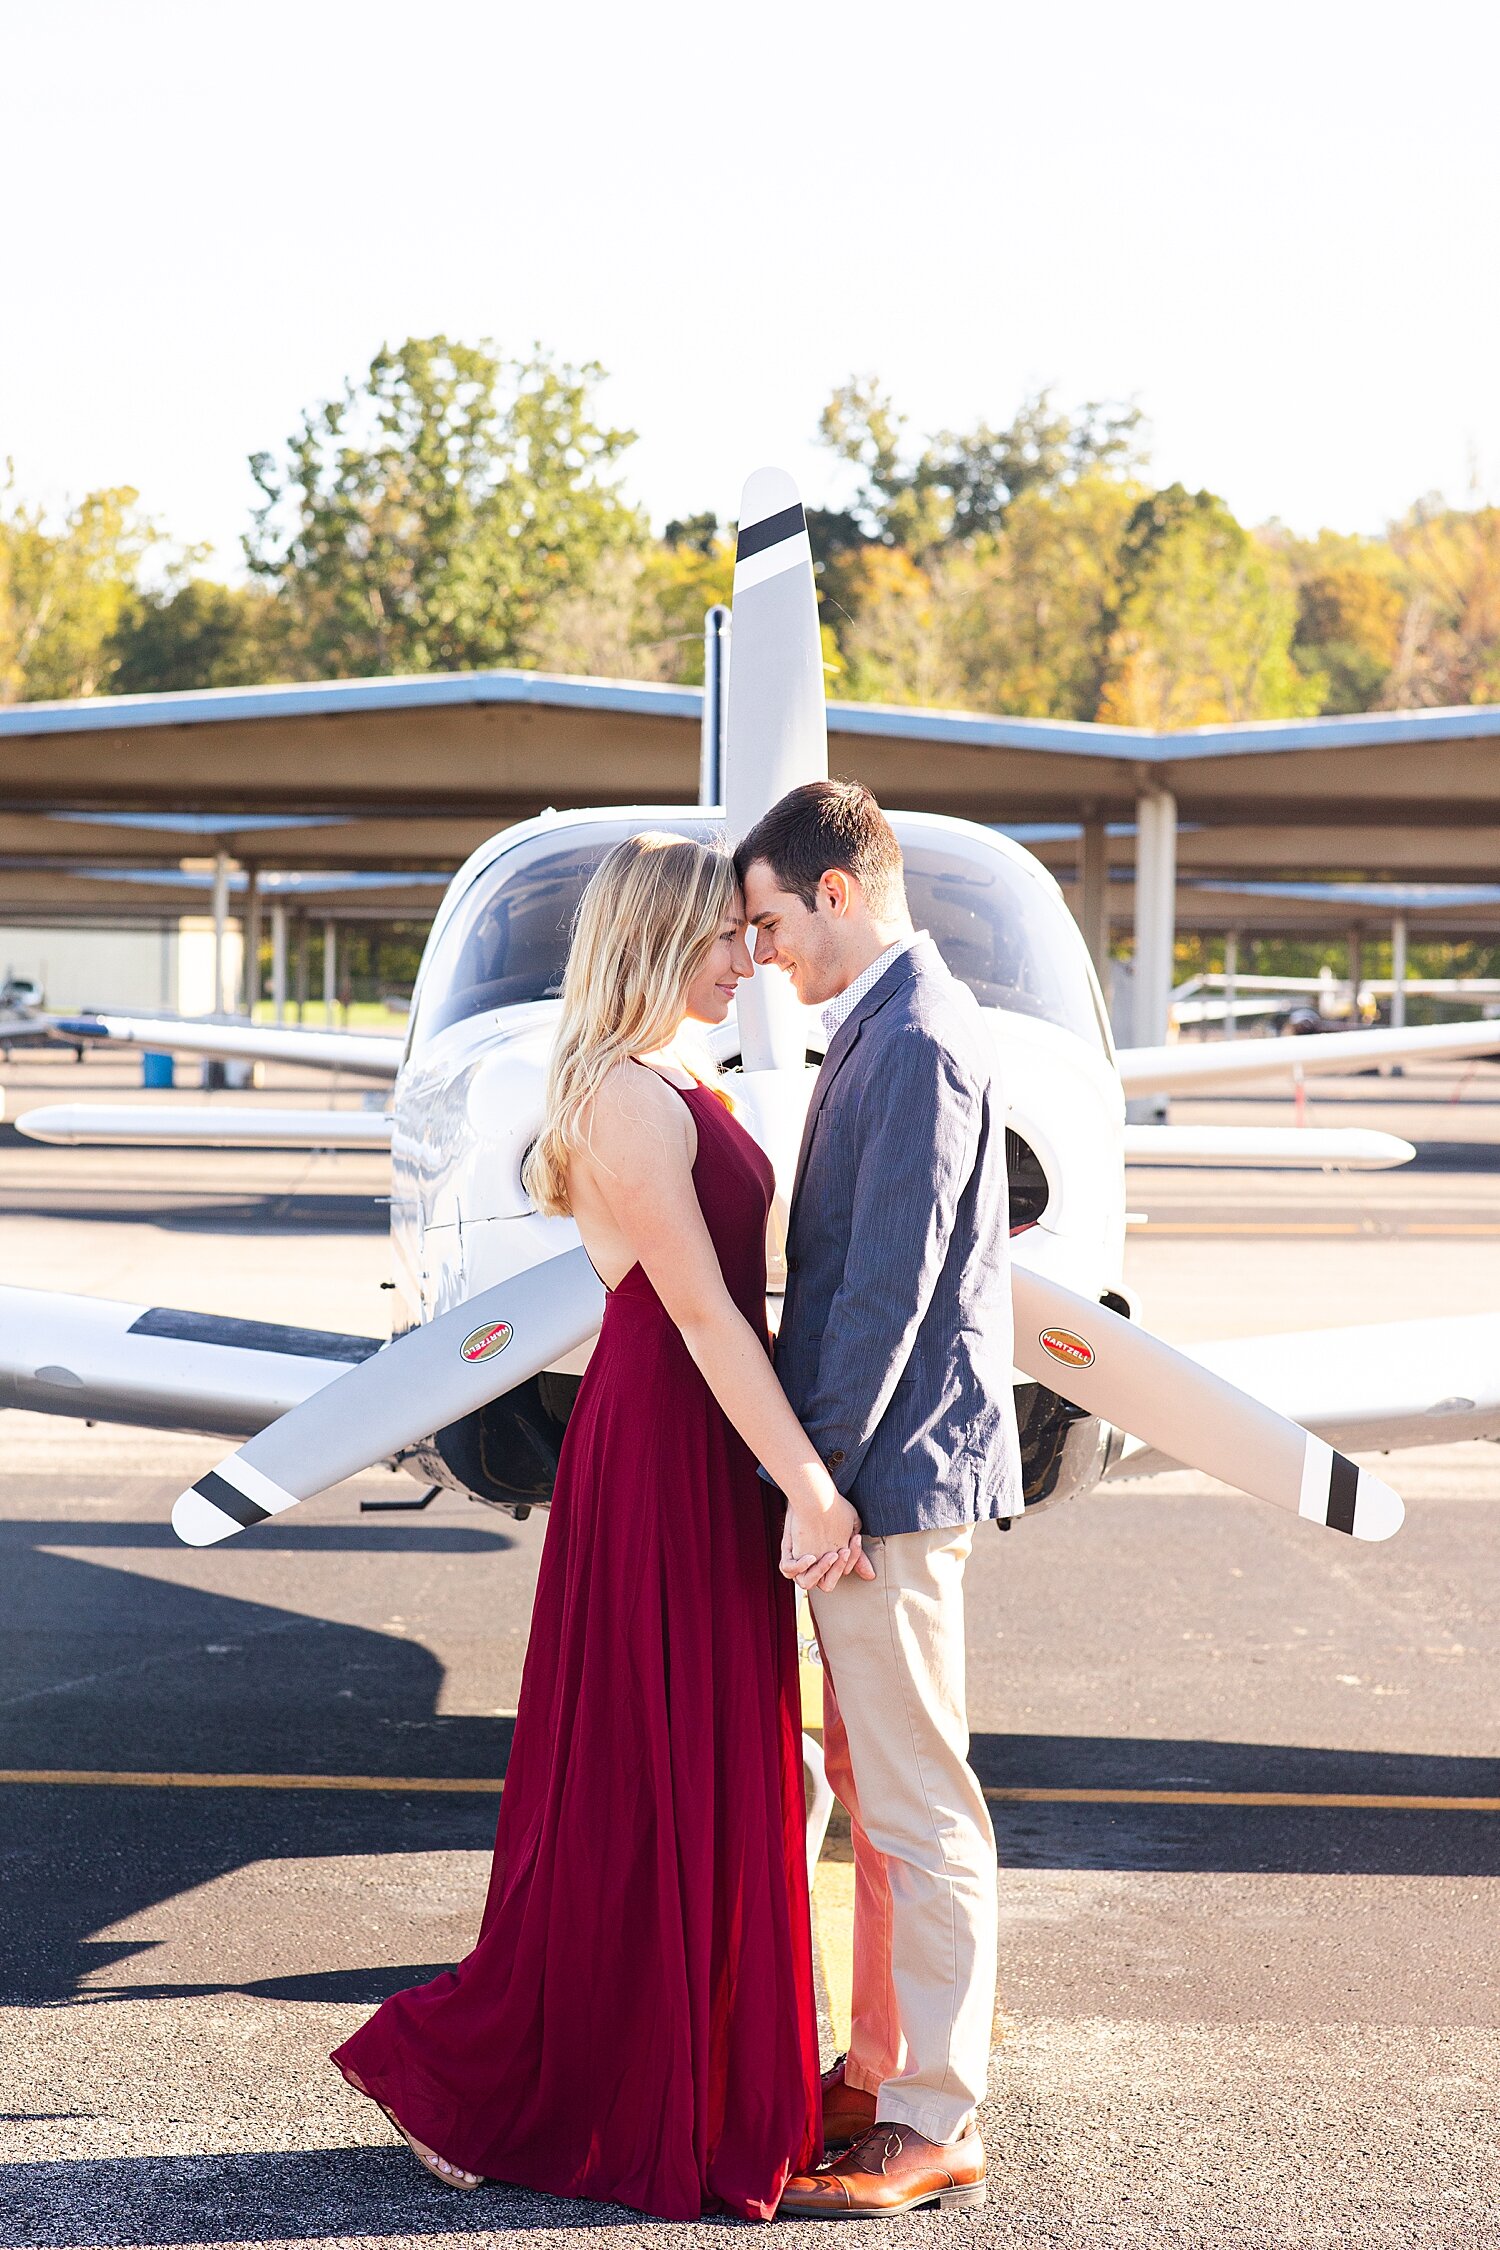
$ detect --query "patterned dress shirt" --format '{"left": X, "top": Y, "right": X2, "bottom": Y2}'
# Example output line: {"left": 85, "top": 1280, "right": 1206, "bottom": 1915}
{"left": 820, "top": 932, "right": 928, "bottom": 1039}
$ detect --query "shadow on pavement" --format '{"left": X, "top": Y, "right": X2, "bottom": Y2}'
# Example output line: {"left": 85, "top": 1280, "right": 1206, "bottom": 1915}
{"left": 3, "top": 1514, "right": 1496, "bottom": 2012}
{"left": 71, "top": 1964, "right": 459, "bottom": 2007}
{"left": 0, "top": 1521, "right": 515, "bottom": 2007}
{"left": 0, "top": 2148, "right": 705, "bottom": 2245}
{"left": 0, "top": 1520, "right": 513, "bottom": 1554}
{"left": 972, "top": 1730, "right": 1500, "bottom": 1876}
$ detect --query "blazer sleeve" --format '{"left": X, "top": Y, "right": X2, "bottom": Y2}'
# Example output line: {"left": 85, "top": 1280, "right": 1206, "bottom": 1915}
{"left": 795, "top": 1021, "right": 984, "bottom": 1495}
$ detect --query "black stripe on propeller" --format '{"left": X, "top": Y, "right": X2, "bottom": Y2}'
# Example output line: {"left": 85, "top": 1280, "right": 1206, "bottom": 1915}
{"left": 1325, "top": 1452, "right": 1361, "bottom": 1536}
{"left": 193, "top": 1470, "right": 270, "bottom": 1528}
{"left": 736, "top": 501, "right": 806, "bottom": 562}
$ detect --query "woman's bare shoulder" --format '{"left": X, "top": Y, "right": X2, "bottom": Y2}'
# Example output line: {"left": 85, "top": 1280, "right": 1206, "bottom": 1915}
{"left": 582, "top": 1061, "right": 692, "bottom": 1166}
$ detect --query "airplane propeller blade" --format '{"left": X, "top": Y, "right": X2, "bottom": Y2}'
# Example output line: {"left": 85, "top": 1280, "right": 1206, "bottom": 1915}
{"left": 1011, "top": 1268, "right": 1404, "bottom": 1541}
{"left": 172, "top": 1248, "right": 605, "bottom": 1545}
{"left": 726, "top": 466, "right": 828, "bottom": 1072}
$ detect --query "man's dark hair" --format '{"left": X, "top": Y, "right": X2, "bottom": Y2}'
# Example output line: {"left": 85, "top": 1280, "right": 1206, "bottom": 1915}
{"left": 734, "top": 779, "right": 906, "bottom": 918}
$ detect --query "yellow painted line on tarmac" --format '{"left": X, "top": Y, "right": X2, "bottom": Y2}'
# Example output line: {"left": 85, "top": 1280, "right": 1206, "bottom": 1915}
{"left": 811, "top": 1859, "right": 854, "bottom": 2052}
{"left": 2, "top": 1771, "right": 1495, "bottom": 1812}
{"left": 983, "top": 1786, "right": 1500, "bottom": 1811}
{"left": 0, "top": 1769, "right": 503, "bottom": 1793}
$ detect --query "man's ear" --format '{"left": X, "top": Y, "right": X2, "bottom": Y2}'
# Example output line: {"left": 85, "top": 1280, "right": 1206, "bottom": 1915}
{"left": 820, "top": 869, "right": 855, "bottom": 919}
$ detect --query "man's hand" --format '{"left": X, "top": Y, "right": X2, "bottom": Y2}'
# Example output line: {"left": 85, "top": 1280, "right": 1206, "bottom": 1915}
{"left": 780, "top": 1505, "right": 877, "bottom": 1591}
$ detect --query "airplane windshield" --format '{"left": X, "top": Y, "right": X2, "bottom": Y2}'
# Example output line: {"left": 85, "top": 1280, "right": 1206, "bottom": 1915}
{"left": 412, "top": 819, "right": 718, "bottom": 1045}
{"left": 897, "top": 824, "right": 1109, "bottom": 1049}
{"left": 411, "top": 813, "right": 1107, "bottom": 1052}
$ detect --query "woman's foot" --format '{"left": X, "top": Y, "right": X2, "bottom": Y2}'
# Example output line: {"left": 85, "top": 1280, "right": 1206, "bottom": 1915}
{"left": 341, "top": 2067, "right": 483, "bottom": 2190}
{"left": 387, "top": 2118, "right": 484, "bottom": 2192}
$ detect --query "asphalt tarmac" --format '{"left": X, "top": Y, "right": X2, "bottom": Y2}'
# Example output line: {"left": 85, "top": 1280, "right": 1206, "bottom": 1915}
{"left": 0, "top": 1049, "right": 1496, "bottom": 2248}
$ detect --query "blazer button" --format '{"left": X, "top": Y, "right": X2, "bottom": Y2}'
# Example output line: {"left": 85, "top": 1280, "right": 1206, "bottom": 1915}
{"left": 826, "top": 1448, "right": 846, "bottom": 1467}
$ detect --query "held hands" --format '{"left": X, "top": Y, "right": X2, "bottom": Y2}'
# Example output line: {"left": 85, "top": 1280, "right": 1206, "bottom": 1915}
{"left": 780, "top": 1484, "right": 877, "bottom": 1593}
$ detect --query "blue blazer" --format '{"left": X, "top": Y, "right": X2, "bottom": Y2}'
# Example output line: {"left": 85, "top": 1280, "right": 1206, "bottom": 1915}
{"left": 774, "top": 938, "right": 1022, "bottom": 1537}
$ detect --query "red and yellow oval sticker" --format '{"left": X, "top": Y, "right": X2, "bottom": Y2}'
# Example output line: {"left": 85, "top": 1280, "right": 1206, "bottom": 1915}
{"left": 1039, "top": 1327, "right": 1095, "bottom": 1369}
{"left": 461, "top": 1319, "right": 514, "bottom": 1365}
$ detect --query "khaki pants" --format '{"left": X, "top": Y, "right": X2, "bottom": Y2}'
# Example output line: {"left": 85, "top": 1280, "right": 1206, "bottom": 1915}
{"left": 810, "top": 1524, "right": 996, "bottom": 2146}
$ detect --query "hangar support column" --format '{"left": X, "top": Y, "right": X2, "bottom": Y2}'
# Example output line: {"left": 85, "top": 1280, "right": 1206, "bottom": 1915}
{"left": 1224, "top": 928, "right": 1239, "bottom": 1039}
{"left": 242, "top": 866, "right": 260, "bottom": 1016}
{"left": 1078, "top": 810, "right": 1109, "bottom": 979}
{"left": 295, "top": 917, "right": 310, "bottom": 1023}
{"left": 1390, "top": 912, "right": 1408, "bottom": 1029}
{"left": 211, "top": 849, "right": 230, "bottom": 1017}
{"left": 1131, "top": 784, "right": 1177, "bottom": 1120}
{"left": 270, "top": 902, "right": 288, "bottom": 1024}
{"left": 1132, "top": 784, "right": 1177, "bottom": 1044}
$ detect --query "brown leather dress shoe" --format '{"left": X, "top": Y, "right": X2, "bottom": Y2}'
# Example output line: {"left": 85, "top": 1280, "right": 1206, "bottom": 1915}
{"left": 820, "top": 2055, "right": 878, "bottom": 2149}
{"left": 777, "top": 2121, "right": 986, "bottom": 2218}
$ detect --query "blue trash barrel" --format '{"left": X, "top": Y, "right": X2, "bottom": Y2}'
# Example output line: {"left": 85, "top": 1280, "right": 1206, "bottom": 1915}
{"left": 142, "top": 1051, "right": 175, "bottom": 1089}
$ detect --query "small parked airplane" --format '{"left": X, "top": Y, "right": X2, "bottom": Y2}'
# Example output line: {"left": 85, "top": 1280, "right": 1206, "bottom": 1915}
{"left": 7, "top": 472, "right": 1500, "bottom": 1556}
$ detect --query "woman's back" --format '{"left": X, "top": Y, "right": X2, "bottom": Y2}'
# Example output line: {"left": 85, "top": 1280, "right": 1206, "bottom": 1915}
{"left": 588, "top": 1076, "right": 774, "bottom": 1328}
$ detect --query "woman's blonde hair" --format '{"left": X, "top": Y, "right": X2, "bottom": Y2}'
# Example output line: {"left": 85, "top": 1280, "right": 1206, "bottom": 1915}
{"left": 523, "top": 831, "right": 738, "bottom": 1216}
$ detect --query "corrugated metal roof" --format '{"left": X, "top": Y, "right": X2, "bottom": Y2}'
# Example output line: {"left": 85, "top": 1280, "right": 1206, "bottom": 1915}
{"left": 2, "top": 665, "right": 1498, "bottom": 762}
{"left": 0, "top": 668, "right": 701, "bottom": 738}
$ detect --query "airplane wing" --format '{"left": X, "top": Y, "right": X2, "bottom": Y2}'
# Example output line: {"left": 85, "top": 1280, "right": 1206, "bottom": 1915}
{"left": 0, "top": 1284, "right": 380, "bottom": 1440}
{"left": 1123, "top": 1125, "right": 1414, "bottom": 1169}
{"left": 1107, "top": 1311, "right": 1500, "bottom": 1475}
{"left": 17, "top": 1104, "right": 391, "bottom": 1149}
{"left": 1, "top": 1011, "right": 74, "bottom": 1048}
{"left": 1170, "top": 998, "right": 1295, "bottom": 1026}
{"left": 1118, "top": 1015, "right": 1500, "bottom": 1096}
{"left": 47, "top": 1012, "right": 403, "bottom": 1079}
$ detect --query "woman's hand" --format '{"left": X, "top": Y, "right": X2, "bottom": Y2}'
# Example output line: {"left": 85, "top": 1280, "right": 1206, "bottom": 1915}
{"left": 780, "top": 1487, "right": 876, "bottom": 1592}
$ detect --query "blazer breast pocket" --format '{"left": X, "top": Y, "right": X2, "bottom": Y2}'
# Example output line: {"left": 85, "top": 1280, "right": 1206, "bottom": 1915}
{"left": 801, "top": 1095, "right": 841, "bottom": 1174}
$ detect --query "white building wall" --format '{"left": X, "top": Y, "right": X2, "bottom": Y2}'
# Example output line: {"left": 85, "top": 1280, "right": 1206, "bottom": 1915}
{"left": 0, "top": 922, "right": 243, "bottom": 1015}
{"left": 175, "top": 917, "right": 244, "bottom": 1017}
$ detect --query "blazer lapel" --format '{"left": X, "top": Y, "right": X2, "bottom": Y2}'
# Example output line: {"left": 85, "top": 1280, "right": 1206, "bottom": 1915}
{"left": 789, "top": 1010, "right": 863, "bottom": 1211}
{"left": 787, "top": 941, "right": 935, "bottom": 1216}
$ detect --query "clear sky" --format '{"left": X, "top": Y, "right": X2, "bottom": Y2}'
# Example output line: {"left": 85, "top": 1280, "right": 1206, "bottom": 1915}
{"left": 4, "top": 0, "right": 1497, "bottom": 576}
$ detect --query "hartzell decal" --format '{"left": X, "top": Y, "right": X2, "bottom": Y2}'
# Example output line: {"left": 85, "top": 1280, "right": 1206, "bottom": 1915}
{"left": 461, "top": 1320, "right": 514, "bottom": 1364}
{"left": 1039, "top": 1327, "right": 1095, "bottom": 1369}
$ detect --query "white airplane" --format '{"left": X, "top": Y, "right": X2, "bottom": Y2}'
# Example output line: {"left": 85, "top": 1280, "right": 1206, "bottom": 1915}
{"left": 8, "top": 471, "right": 1500, "bottom": 1558}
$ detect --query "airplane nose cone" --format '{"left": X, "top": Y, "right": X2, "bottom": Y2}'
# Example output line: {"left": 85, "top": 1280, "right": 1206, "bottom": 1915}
{"left": 464, "top": 1043, "right": 551, "bottom": 1219}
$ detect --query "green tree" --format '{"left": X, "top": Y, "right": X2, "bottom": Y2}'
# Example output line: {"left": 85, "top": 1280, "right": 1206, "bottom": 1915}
{"left": 819, "top": 379, "right": 1144, "bottom": 556}
{"left": 1098, "top": 485, "right": 1319, "bottom": 727}
{"left": 634, "top": 529, "right": 736, "bottom": 682}
{"left": 934, "top": 474, "right": 1144, "bottom": 719}
{"left": 822, "top": 545, "right": 961, "bottom": 706}
{"left": 1385, "top": 501, "right": 1500, "bottom": 707}
{"left": 245, "top": 336, "right": 643, "bottom": 678}
{"left": 0, "top": 476, "right": 158, "bottom": 701}
{"left": 520, "top": 520, "right": 737, "bottom": 685}
{"left": 108, "top": 577, "right": 286, "bottom": 693}
{"left": 1286, "top": 531, "right": 1405, "bottom": 712}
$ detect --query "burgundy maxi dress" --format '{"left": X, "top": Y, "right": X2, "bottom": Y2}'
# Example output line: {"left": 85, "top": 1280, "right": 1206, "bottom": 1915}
{"left": 333, "top": 1081, "right": 822, "bottom": 2221}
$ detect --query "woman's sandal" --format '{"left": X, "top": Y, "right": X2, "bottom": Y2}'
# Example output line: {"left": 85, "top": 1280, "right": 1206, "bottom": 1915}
{"left": 343, "top": 2067, "right": 484, "bottom": 2191}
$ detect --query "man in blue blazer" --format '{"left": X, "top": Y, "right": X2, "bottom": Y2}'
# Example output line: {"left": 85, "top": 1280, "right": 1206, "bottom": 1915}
{"left": 737, "top": 781, "right": 1020, "bottom": 2220}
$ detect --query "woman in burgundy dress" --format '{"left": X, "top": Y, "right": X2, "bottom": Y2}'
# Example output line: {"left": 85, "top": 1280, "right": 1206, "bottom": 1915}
{"left": 333, "top": 833, "right": 870, "bottom": 2221}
